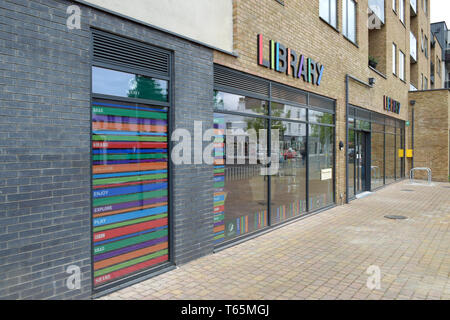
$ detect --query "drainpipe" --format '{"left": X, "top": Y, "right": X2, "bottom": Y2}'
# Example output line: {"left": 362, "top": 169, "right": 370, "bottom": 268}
{"left": 411, "top": 105, "right": 415, "bottom": 169}
{"left": 345, "top": 75, "right": 373, "bottom": 204}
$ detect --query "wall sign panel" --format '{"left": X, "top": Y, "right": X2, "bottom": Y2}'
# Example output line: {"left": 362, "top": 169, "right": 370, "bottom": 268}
{"left": 92, "top": 99, "right": 169, "bottom": 287}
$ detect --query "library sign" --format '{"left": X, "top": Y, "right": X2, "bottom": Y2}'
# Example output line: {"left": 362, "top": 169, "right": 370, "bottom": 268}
{"left": 257, "top": 34, "right": 325, "bottom": 86}
{"left": 384, "top": 96, "right": 401, "bottom": 114}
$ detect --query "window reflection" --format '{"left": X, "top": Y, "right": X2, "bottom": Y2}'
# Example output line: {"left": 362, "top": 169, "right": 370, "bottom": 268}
{"left": 214, "top": 91, "right": 268, "bottom": 115}
{"left": 309, "top": 125, "right": 334, "bottom": 210}
{"left": 271, "top": 121, "right": 307, "bottom": 224}
{"left": 92, "top": 67, "right": 168, "bottom": 102}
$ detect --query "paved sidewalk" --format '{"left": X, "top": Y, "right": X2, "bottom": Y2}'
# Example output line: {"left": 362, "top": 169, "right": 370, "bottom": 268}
{"left": 100, "top": 181, "right": 450, "bottom": 300}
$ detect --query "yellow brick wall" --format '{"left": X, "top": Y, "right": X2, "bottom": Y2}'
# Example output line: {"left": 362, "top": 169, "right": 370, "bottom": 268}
{"left": 214, "top": 0, "right": 433, "bottom": 200}
{"left": 409, "top": 89, "right": 450, "bottom": 182}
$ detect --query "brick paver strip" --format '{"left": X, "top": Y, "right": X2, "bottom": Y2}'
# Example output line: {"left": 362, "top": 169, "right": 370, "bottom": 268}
{"left": 100, "top": 181, "right": 450, "bottom": 300}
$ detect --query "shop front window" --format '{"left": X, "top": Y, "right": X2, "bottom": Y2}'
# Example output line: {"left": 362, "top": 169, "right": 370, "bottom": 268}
{"left": 271, "top": 121, "right": 307, "bottom": 224}
{"left": 385, "top": 133, "right": 396, "bottom": 184}
{"left": 213, "top": 83, "right": 335, "bottom": 246}
{"left": 309, "top": 125, "right": 334, "bottom": 210}
{"left": 213, "top": 112, "right": 269, "bottom": 243}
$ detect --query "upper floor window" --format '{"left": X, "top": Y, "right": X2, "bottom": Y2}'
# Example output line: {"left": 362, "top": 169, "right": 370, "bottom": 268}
{"left": 393, "top": 43, "right": 397, "bottom": 75}
{"left": 424, "top": 36, "right": 428, "bottom": 58}
{"left": 320, "top": 0, "right": 337, "bottom": 28}
{"left": 399, "top": 0, "right": 405, "bottom": 24}
{"left": 399, "top": 50, "right": 405, "bottom": 81}
{"left": 424, "top": 76, "right": 428, "bottom": 89}
{"left": 423, "top": 0, "right": 428, "bottom": 15}
{"left": 343, "top": 0, "right": 357, "bottom": 43}
{"left": 392, "top": 0, "right": 397, "bottom": 12}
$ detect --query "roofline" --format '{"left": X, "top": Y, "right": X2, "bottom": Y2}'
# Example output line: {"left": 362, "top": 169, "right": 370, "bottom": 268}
{"left": 431, "top": 21, "right": 449, "bottom": 30}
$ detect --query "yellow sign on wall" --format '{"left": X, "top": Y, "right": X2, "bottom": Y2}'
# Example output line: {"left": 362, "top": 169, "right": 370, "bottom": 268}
{"left": 398, "top": 149, "right": 404, "bottom": 158}
{"left": 406, "top": 149, "right": 414, "bottom": 158}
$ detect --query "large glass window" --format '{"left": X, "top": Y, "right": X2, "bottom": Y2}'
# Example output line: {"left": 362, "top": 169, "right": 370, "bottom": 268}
{"left": 92, "top": 67, "right": 168, "bottom": 102}
{"left": 371, "top": 127, "right": 385, "bottom": 189}
{"left": 309, "top": 125, "right": 334, "bottom": 210}
{"left": 343, "top": 0, "right": 357, "bottom": 43}
{"left": 320, "top": 0, "right": 337, "bottom": 28}
{"left": 214, "top": 85, "right": 335, "bottom": 245}
{"left": 348, "top": 106, "right": 406, "bottom": 198}
{"left": 213, "top": 112, "right": 269, "bottom": 243}
{"left": 271, "top": 121, "right": 307, "bottom": 224}
{"left": 92, "top": 97, "right": 169, "bottom": 287}
{"left": 385, "top": 133, "right": 396, "bottom": 184}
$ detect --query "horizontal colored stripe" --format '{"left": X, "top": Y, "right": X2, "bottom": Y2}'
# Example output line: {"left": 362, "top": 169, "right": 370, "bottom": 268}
{"left": 93, "top": 173, "right": 167, "bottom": 186}
{"left": 213, "top": 225, "right": 225, "bottom": 233}
{"left": 93, "top": 162, "right": 167, "bottom": 174}
{"left": 94, "top": 228, "right": 168, "bottom": 256}
{"left": 93, "top": 135, "right": 167, "bottom": 142}
{"left": 93, "top": 197, "right": 167, "bottom": 216}
{"left": 93, "top": 121, "right": 167, "bottom": 133}
{"left": 93, "top": 149, "right": 167, "bottom": 155}
{"left": 93, "top": 101, "right": 167, "bottom": 113}
{"left": 93, "top": 217, "right": 167, "bottom": 243}
{"left": 93, "top": 169, "right": 167, "bottom": 179}
{"left": 93, "top": 182, "right": 167, "bottom": 199}
{"left": 93, "top": 154, "right": 167, "bottom": 161}
{"left": 93, "top": 189, "right": 167, "bottom": 207}
{"left": 93, "top": 114, "right": 166, "bottom": 126}
{"left": 93, "top": 213, "right": 167, "bottom": 233}
{"left": 92, "top": 106, "right": 167, "bottom": 120}
{"left": 94, "top": 254, "right": 168, "bottom": 285}
{"left": 94, "top": 241, "right": 168, "bottom": 271}
{"left": 93, "top": 159, "right": 167, "bottom": 165}
{"left": 93, "top": 205, "right": 168, "bottom": 227}
{"left": 93, "top": 141, "right": 167, "bottom": 150}
{"left": 93, "top": 130, "right": 167, "bottom": 137}
{"left": 94, "top": 225, "right": 167, "bottom": 246}
{"left": 94, "top": 235, "right": 168, "bottom": 262}
{"left": 94, "top": 179, "right": 167, "bottom": 190}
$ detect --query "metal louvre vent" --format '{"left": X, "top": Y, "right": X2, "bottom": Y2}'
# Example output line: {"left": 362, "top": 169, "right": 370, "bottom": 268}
{"left": 214, "top": 65, "right": 269, "bottom": 97}
{"left": 271, "top": 83, "right": 307, "bottom": 105}
{"left": 92, "top": 30, "right": 170, "bottom": 77}
{"left": 310, "top": 94, "right": 335, "bottom": 113}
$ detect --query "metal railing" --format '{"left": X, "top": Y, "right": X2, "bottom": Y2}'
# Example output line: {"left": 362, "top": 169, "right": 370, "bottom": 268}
{"left": 409, "top": 167, "right": 432, "bottom": 184}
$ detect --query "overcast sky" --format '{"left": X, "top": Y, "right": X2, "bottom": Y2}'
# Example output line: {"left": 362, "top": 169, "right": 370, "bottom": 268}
{"left": 430, "top": 0, "right": 450, "bottom": 26}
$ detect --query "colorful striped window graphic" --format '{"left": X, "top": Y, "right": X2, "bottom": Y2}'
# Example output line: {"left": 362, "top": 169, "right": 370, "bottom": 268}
{"left": 92, "top": 99, "right": 169, "bottom": 287}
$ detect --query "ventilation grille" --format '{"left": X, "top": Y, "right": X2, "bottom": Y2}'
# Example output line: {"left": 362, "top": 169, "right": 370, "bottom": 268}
{"left": 92, "top": 30, "right": 170, "bottom": 77}
{"left": 271, "top": 83, "right": 307, "bottom": 105}
{"left": 214, "top": 65, "right": 269, "bottom": 97}
{"left": 310, "top": 94, "right": 335, "bottom": 113}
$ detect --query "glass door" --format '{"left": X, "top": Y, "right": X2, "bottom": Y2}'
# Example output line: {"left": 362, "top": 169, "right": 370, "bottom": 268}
{"left": 355, "top": 131, "right": 369, "bottom": 194}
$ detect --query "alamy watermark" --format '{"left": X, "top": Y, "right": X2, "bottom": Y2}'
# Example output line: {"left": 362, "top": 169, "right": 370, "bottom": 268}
{"left": 171, "top": 121, "right": 280, "bottom": 175}
{"left": 366, "top": 265, "right": 381, "bottom": 290}
{"left": 66, "top": 265, "right": 81, "bottom": 290}
{"left": 66, "top": 5, "right": 81, "bottom": 30}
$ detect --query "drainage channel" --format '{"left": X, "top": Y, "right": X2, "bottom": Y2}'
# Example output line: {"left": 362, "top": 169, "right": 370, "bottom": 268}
{"left": 384, "top": 215, "right": 408, "bottom": 220}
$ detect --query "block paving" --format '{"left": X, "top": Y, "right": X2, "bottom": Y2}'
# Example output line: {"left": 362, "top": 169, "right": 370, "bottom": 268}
{"left": 100, "top": 181, "right": 450, "bottom": 300}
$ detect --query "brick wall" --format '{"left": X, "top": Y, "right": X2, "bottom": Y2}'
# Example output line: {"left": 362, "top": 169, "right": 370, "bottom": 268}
{"left": 214, "top": 0, "right": 423, "bottom": 202}
{"left": 409, "top": 89, "right": 450, "bottom": 182}
{"left": 0, "top": 0, "right": 214, "bottom": 299}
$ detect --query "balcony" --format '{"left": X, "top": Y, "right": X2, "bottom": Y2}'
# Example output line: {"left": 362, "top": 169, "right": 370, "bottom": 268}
{"left": 410, "top": 32, "right": 417, "bottom": 62}
{"left": 410, "top": 0, "right": 417, "bottom": 16}
{"left": 368, "top": 0, "right": 385, "bottom": 25}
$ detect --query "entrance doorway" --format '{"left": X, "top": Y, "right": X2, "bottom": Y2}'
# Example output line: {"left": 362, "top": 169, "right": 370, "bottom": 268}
{"left": 355, "top": 131, "right": 370, "bottom": 194}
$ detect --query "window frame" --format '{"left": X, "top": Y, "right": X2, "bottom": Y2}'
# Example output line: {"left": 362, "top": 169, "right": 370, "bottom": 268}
{"left": 392, "top": 43, "right": 397, "bottom": 76}
{"left": 399, "top": 0, "right": 405, "bottom": 24}
{"left": 342, "top": 0, "right": 357, "bottom": 44}
{"left": 319, "top": 0, "right": 338, "bottom": 29}
{"left": 399, "top": 50, "right": 405, "bottom": 81}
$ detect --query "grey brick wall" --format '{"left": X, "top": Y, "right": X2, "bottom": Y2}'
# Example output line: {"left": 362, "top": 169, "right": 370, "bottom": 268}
{"left": 0, "top": 0, "right": 214, "bottom": 299}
